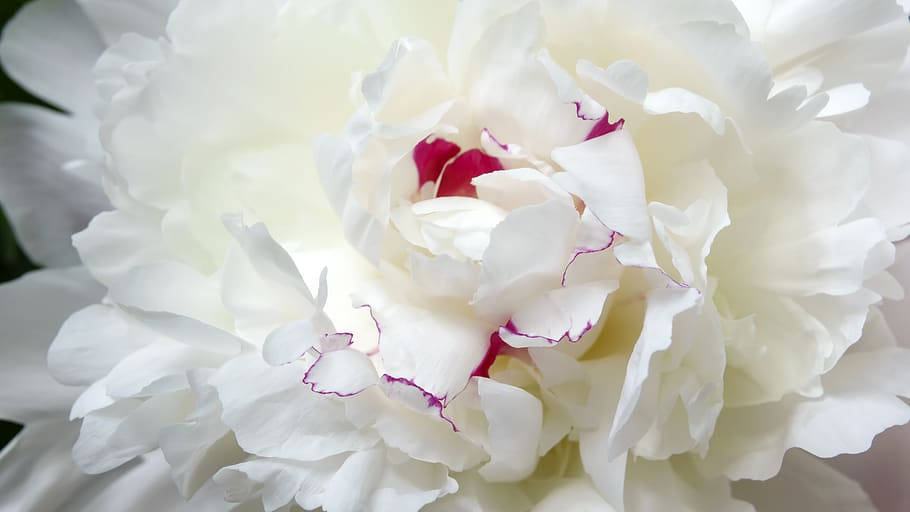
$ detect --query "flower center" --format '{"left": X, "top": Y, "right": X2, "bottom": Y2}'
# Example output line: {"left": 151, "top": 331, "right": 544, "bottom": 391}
{"left": 413, "top": 136, "right": 504, "bottom": 198}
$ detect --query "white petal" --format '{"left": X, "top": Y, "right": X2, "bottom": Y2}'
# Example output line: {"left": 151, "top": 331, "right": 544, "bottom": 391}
{"left": 214, "top": 456, "right": 339, "bottom": 512}
{"left": 744, "top": 218, "right": 890, "bottom": 296}
{"left": 476, "top": 200, "right": 579, "bottom": 320}
{"left": 643, "top": 87, "right": 726, "bottom": 134}
{"left": 447, "top": 0, "right": 538, "bottom": 86}
{"left": 500, "top": 281, "right": 618, "bottom": 348}
{"left": 863, "top": 136, "right": 910, "bottom": 241}
{"left": 626, "top": 458, "right": 751, "bottom": 512}
{"left": 477, "top": 378, "right": 543, "bottom": 482}
{"left": 322, "top": 448, "right": 384, "bottom": 512}
{"left": 425, "top": 471, "right": 530, "bottom": 512}
{"left": 73, "top": 391, "right": 193, "bottom": 474}
{"left": 579, "top": 427, "right": 627, "bottom": 512}
{"left": 108, "top": 261, "right": 232, "bottom": 328}
{"left": 530, "top": 478, "right": 616, "bottom": 512}
{"left": 0, "top": 104, "right": 108, "bottom": 267}
{"left": 77, "top": 0, "right": 177, "bottom": 43}
{"left": 222, "top": 217, "right": 318, "bottom": 304}
{"left": 473, "top": 168, "right": 573, "bottom": 211}
{"left": 704, "top": 389, "right": 910, "bottom": 480}
{"left": 392, "top": 197, "right": 507, "bottom": 261}
{"left": 356, "top": 283, "right": 491, "bottom": 402}
{"left": 552, "top": 129, "right": 649, "bottom": 240}
{"left": 0, "top": 267, "right": 103, "bottom": 423}
{"left": 263, "top": 316, "right": 332, "bottom": 367}
{"left": 0, "top": 420, "right": 89, "bottom": 511}
{"left": 210, "top": 354, "right": 378, "bottom": 462}
{"left": 608, "top": 287, "right": 702, "bottom": 457}
{"left": 159, "top": 370, "right": 242, "bottom": 499}
{"left": 734, "top": 450, "right": 876, "bottom": 512}
{"left": 0, "top": 420, "right": 185, "bottom": 511}
{"left": 304, "top": 349, "right": 377, "bottom": 397}
{"left": 816, "top": 83, "right": 871, "bottom": 118}
{"left": 409, "top": 252, "right": 480, "bottom": 299}
{"left": 102, "top": 342, "right": 225, "bottom": 399}
{"left": 372, "top": 390, "right": 487, "bottom": 471}
{"left": 361, "top": 37, "right": 453, "bottom": 125}
{"left": 48, "top": 305, "right": 155, "bottom": 386}
{"left": 73, "top": 210, "right": 171, "bottom": 287}
{"left": 0, "top": 0, "right": 102, "bottom": 114}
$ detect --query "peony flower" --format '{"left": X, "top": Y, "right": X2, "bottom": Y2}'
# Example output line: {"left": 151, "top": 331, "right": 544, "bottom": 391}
{"left": 1, "top": 0, "right": 909, "bottom": 511}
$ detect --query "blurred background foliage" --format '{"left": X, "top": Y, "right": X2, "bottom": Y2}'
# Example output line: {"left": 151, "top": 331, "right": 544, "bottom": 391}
{"left": 1, "top": 0, "right": 51, "bottom": 451}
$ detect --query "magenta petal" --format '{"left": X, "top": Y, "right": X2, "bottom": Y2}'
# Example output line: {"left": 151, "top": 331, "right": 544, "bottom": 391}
{"left": 413, "top": 136, "right": 461, "bottom": 187}
{"left": 436, "top": 149, "right": 504, "bottom": 198}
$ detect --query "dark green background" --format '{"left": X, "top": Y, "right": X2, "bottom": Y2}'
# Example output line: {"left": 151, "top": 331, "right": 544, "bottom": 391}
{"left": 1, "top": 0, "right": 51, "bottom": 451}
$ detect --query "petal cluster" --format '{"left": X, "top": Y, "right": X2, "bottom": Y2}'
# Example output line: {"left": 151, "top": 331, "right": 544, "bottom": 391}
{"left": 1, "top": 0, "right": 909, "bottom": 511}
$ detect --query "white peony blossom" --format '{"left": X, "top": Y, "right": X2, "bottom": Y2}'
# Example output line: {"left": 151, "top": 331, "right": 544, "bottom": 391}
{"left": 1, "top": 0, "right": 909, "bottom": 511}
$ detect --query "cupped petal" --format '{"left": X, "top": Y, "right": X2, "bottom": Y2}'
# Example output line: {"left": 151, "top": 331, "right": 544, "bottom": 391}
{"left": 0, "top": 267, "right": 103, "bottom": 423}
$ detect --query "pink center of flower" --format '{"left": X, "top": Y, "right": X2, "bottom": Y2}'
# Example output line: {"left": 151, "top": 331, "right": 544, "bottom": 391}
{"left": 413, "top": 137, "right": 503, "bottom": 198}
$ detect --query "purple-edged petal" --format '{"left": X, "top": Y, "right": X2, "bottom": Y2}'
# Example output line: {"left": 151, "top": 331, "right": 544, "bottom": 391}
{"left": 499, "top": 281, "right": 618, "bottom": 349}
{"left": 378, "top": 375, "right": 456, "bottom": 431}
